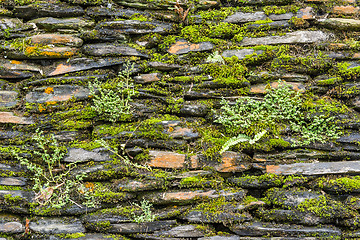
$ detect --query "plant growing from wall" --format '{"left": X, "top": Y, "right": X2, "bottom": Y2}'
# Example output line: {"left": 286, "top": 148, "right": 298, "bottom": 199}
{"left": 131, "top": 199, "right": 156, "bottom": 223}
{"left": 11, "top": 129, "right": 97, "bottom": 209}
{"left": 89, "top": 61, "right": 136, "bottom": 123}
{"left": 215, "top": 81, "right": 342, "bottom": 150}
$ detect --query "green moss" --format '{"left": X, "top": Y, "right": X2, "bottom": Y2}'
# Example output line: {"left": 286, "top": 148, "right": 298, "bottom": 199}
{"left": 57, "top": 233, "right": 86, "bottom": 239}
{"left": 85, "top": 220, "right": 111, "bottom": 232}
{"left": 317, "top": 176, "right": 360, "bottom": 193}
{"left": 197, "top": 7, "right": 236, "bottom": 21}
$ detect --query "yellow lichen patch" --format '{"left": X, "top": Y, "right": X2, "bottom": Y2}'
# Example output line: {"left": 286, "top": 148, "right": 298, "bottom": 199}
{"left": 85, "top": 182, "right": 94, "bottom": 192}
{"left": 45, "top": 101, "right": 57, "bottom": 106}
{"left": 10, "top": 60, "right": 22, "bottom": 64}
{"left": 38, "top": 104, "right": 45, "bottom": 112}
{"left": 44, "top": 87, "right": 54, "bottom": 94}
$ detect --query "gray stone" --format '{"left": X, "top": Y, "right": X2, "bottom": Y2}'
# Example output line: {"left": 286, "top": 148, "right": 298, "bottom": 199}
{"left": 25, "top": 85, "right": 91, "bottom": 104}
{"left": 222, "top": 49, "right": 264, "bottom": 60}
{"left": 147, "top": 62, "right": 181, "bottom": 71}
{"left": 256, "top": 209, "right": 326, "bottom": 226}
{"left": 29, "top": 217, "right": 85, "bottom": 234}
{"left": 247, "top": 20, "right": 290, "bottom": 30}
{"left": 86, "top": 6, "right": 150, "bottom": 19}
{"left": 183, "top": 210, "right": 252, "bottom": 224}
{"left": 240, "top": 31, "right": 331, "bottom": 46}
{"left": 134, "top": 73, "right": 162, "bottom": 84}
{"left": 80, "top": 29, "right": 128, "bottom": 42}
{"left": 0, "top": 59, "right": 42, "bottom": 79}
{"left": 319, "top": 18, "right": 360, "bottom": 30}
{"left": 64, "top": 148, "right": 111, "bottom": 163}
{"left": 45, "top": 57, "right": 124, "bottom": 77}
{"left": 0, "top": 177, "right": 26, "bottom": 186}
{"left": 0, "top": 17, "right": 34, "bottom": 32}
{"left": 96, "top": 20, "right": 174, "bottom": 35}
{"left": 230, "top": 222, "right": 341, "bottom": 237}
{"left": 179, "top": 104, "right": 208, "bottom": 117}
{"left": 269, "top": 13, "right": 294, "bottom": 21}
{"left": 14, "top": 3, "right": 84, "bottom": 19}
{"left": 199, "top": 236, "right": 240, "bottom": 240}
{"left": 108, "top": 220, "right": 176, "bottom": 233}
{"left": 224, "top": 11, "right": 267, "bottom": 23}
{"left": 116, "top": 178, "right": 165, "bottom": 192}
{"left": 82, "top": 43, "right": 149, "bottom": 58}
{"left": 29, "top": 17, "right": 95, "bottom": 31}
{"left": 267, "top": 160, "right": 360, "bottom": 175}
{"left": 114, "top": 0, "right": 218, "bottom": 10}
{"left": 0, "top": 91, "right": 18, "bottom": 108}
{"left": 27, "top": 34, "right": 83, "bottom": 47}
{"left": 155, "top": 225, "right": 205, "bottom": 238}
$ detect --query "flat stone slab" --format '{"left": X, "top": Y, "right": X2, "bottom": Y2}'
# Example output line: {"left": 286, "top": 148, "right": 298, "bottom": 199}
{"left": 14, "top": 3, "right": 84, "bottom": 19}
{"left": 230, "top": 222, "right": 341, "bottom": 237}
{"left": 29, "top": 17, "right": 95, "bottom": 31}
{"left": 0, "top": 91, "right": 18, "bottom": 108}
{"left": 250, "top": 81, "right": 305, "bottom": 94}
{"left": 63, "top": 148, "right": 111, "bottom": 163}
{"left": 147, "top": 62, "right": 181, "bottom": 71}
{"left": 224, "top": 11, "right": 267, "bottom": 23}
{"left": 27, "top": 34, "right": 83, "bottom": 47}
{"left": 0, "top": 17, "right": 34, "bottom": 32}
{"left": 96, "top": 20, "right": 174, "bottom": 35}
{"left": 320, "top": 18, "right": 360, "bottom": 30}
{"left": 240, "top": 31, "right": 331, "bottom": 46}
{"left": 153, "top": 225, "right": 205, "bottom": 238}
{"left": 108, "top": 220, "right": 176, "bottom": 234}
{"left": 7, "top": 46, "right": 78, "bottom": 60}
{"left": 215, "top": 151, "right": 252, "bottom": 173}
{"left": 82, "top": 43, "right": 149, "bottom": 58}
{"left": 0, "top": 112, "right": 33, "bottom": 124}
{"left": 134, "top": 73, "right": 162, "bottom": 84}
{"left": 0, "top": 59, "right": 42, "bottom": 79}
{"left": 222, "top": 49, "right": 264, "bottom": 60}
{"left": 114, "top": 0, "right": 218, "bottom": 10}
{"left": 29, "top": 217, "right": 85, "bottom": 234}
{"left": 45, "top": 57, "right": 124, "bottom": 77}
{"left": 147, "top": 151, "right": 187, "bottom": 169}
{"left": 25, "top": 85, "right": 91, "bottom": 103}
{"left": 267, "top": 160, "right": 360, "bottom": 175}
{"left": 0, "top": 177, "right": 26, "bottom": 186}
{"left": 168, "top": 40, "right": 214, "bottom": 55}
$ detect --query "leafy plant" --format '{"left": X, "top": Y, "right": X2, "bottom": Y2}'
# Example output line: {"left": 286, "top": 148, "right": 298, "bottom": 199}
{"left": 215, "top": 81, "right": 341, "bottom": 148}
{"left": 131, "top": 199, "right": 156, "bottom": 223}
{"left": 89, "top": 61, "right": 136, "bottom": 123}
{"left": 11, "top": 129, "right": 97, "bottom": 208}
{"left": 220, "top": 130, "right": 267, "bottom": 154}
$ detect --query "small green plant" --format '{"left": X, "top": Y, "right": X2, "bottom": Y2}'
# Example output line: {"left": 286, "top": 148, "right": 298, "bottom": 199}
{"left": 220, "top": 130, "right": 267, "bottom": 154}
{"left": 206, "top": 51, "right": 225, "bottom": 64}
{"left": 89, "top": 61, "right": 136, "bottom": 123}
{"left": 215, "top": 81, "right": 341, "bottom": 149}
{"left": 131, "top": 199, "right": 156, "bottom": 223}
{"left": 11, "top": 129, "right": 97, "bottom": 208}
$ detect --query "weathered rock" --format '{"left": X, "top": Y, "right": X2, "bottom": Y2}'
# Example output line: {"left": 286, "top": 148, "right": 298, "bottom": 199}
{"left": 80, "top": 29, "right": 128, "bottom": 42}
{"left": 147, "top": 151, "right": 187, "bottom": 169}
{"left": 269, "top": 13, "right": 294, "bottom": 21}
{"left": 183, "top": 210, "right": 252, "bottom": 224}
{"left": 247, "top": 20, "right": 290, "bottom": 30}
{"left": 0, "top": 214, "right": 24, "bottom": 234}
{"left": 0, "top": 177, "right": 26, "bottom": 186}
{"left": 224, "top": 11, "right": 267, "bottom": 23}
{"left": 29, "top": 217, "right": 85, "bottom": 234}
{"left": 215, "top": 151, "right": 252, "bottom": 173}
{"left": 82, "top": 43, "right": 149, "bottom": 58}
{"left": 229, "top": 222, "right": 341, "bottom": 237}
{"left": 0, "top": 91, "right": 18, "bottom": 108}
{"left": 250, "top": 81, "right": 305, "bottom": 94}
{"left": 29, "top": 17, "right": 95, "bottom": 31}
{"left": 107, "top": 220, "right": 176, "bottom": 234}
{"left": 86, "top": 6, "right": 149, "bottom": 20}
{"left": 0, "top": 112, "right": 33, "bottom": 124}
{"left": 168, "top": 40, "right": 214, "bottom": 55}
{"left": 199, "top": 236, "right": 240, "bottom": 240}
{"left": 116, "top": 178, "right": 166, "bottom": 192}
{"left": 143, "top": 190, "right": 218, "bottom": 205}
{"left": 267, "top": 160, "right": 360, "bottom": 175}
{"left": 114, "top": 0, "right": 218, "bottom": 10}
{"left": 179, "top": 104, "right": 208, "bottom": 117}
{"left": 64, "top": 148, "right": 111, "bottom": 163}
{"left": 222, "top": 49, "right": 264, "bottom": 60}
{"left": 297, "top": 7, "right": 316, "bottom": 20}
{"left": 333, "top": 5, "right": 359, "bottom": 15}
{"left": 7, "top": 46, "right": 78, "bottom": 60}
{"left": 14, "top": 3, "right": 84, "bottom": 19}
{"left": 96, "top": 20, "right": 174, "bottom": 35}
{"left": 134, "top": 73, "right": 162, "bottom": 84}
{"left": 0, "top": 59, "right": 42, "bottom": 79}
{"left": 240, "top": 31, "right": 331, "bottom": 46}
{"left": 0, "top": 17, "right": 34, "bottom": 32}
{"left": 25, "top": 85, "right": 91, "bottom": 104}
{"left": 320, "top": 18, "right": 360, "bottom": 30}
{"left": 45, "top": 57, "right": 124, "bottom": 77}
{"left": 147, "top": 62, "right": 181, "bottom": 71}
{"left": 27, "top": 34, "right": 83, "bottom": 47}
{"left": 152, "top": 225, "right": 205, "bottom": 238}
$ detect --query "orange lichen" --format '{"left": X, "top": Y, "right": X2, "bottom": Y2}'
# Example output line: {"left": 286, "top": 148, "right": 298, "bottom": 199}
{"left": 38, "top": 104, "right": 45, "bottom": 112}
{"left": 46, "top": 101, "right": 57, "bottom": 106}
{"left": 10, "top": 60, "right": 22, "bottom": 64}
{"left": 85, "top": 182, "right": 94, "bottom": 192}
{"left": 44, "top": 87, "right": 54, "bottom": 94}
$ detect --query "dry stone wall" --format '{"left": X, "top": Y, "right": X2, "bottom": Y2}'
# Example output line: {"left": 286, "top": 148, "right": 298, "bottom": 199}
{"left": 1, "top": 0, "right": 360, "bottom": 239}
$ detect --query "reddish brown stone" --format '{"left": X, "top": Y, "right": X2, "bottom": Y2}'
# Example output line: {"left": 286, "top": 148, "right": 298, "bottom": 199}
{"left": 163, "top": 190, "right": 216, "bottom": 202}
{"left": 168, "top": 40, "right": 214, "bottom": 55}
{"left": 215, "top": 151, "right": 252, "bottom": 173}
{"left": 250, "top": 81, "right": 305, "bottom": 94}
{"left": 148, "top": 151, "right": 186, "bottom": 169}
{"left": 134, "top": 73, "right": 162, "bottom": 84}
{"left": 333, "top": 6, "right": 359, "bottom": 15}
{"left": 297, "top": 7, "right": 316, "bottom": 20}
{"left": 28, "top": 34, "right": 83, "bottom": 47}
{"left": 0, "top": 112, "right": 33, "bottom": 124}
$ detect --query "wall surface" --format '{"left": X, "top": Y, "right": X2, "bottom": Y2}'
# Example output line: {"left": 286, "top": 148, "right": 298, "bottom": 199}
{"left": 1, "top": 0, "right": 360, "bottom": 239}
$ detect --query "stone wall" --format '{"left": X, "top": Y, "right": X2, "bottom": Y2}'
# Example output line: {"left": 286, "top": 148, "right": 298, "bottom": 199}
{"left": 1, "top": 0, "right": 360, "bottom": 239}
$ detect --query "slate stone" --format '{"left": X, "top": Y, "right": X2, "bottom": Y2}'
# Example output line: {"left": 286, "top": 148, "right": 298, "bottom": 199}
{"left": 199, "top": 236, "right": 240, "bottom": 240}
{"left": 168, "top": 40, "right": 214, "bottom": 55}
{"left": 247, "top": 20, "right": 290, "bottom": 30}
{"left": 0, "top": 112, "right": 33, "bottom": 124}
{"left": 108, "top": 220, "right": 176, "bottom": 234}
{"left": 224, "top": 11, "right": 267, "bottom": 23}
{"left": 215, "top": 151, "right": 252, "bottom": 173}
{"left": 7, "top": 46, "right": 78, "bottom": 60}
{"left": 297, "top": 7, "right": 316, "bottom": 20}
{"left": 80, "top": 29, "right": 128, "bottom": 42}
{"left": 134, "top": 73, "right": 162, "bottom": 84}
{"left": 267, "top": 160, "right": 360, "bottom": 175}
{"left": 14, "top": 3, "right": 84, "bottom": 19}
{"left": 0, "top": 59, "right": 42, "bottom": 79}
{"left": 240, "top": 31, "right": 331, "bottom": 46}
{"left": 183, "top": 210, "right": 252, "bottom": 224}
{"left": 222, "top": 49, "right": 264, "bottom": 60}
{"left": 82, "top": 43, "right": 149, "bottom": 58}
{"left": 0, "top": 177, "right": 26, "bottom": 186}
{"left": 179, "top": 104, "right": 208, "bottom": 117}
{"left": 265, "top": 188, "right": 322, "bottom": 208}
{"left": 114, "top": 0, "right": 218, "bottom": 10}
{"left": 167, "top": 127, "right": 199, "bottom": 140}
{"left": 250, "top": 81, "right": 305, "bottom": 94}
{"left": 0, "top": 91, "right": 18, "bottom": 108}
{"left": 320, "top": 17, "right": 360, "bottom": 30}
{"left": 0, "top": 17, "right": 34, "bottom": 32}
{"left": 86, "top": 6, "right": 150, "bottom": 20}
{"left": 143, "top": 190, "right": 218, "bottom": 205}
{"left": 64, "top": 148, "right": 111, "bottom": 163}
{"left": 25, "top": 85, "right": 91, "bottom": 104}
{"left": 147, "top": 62, "right": 181, "bottom": 71}
{"left": 0, "top": 214, "right": 24, "bottom": 234}
{"left": 45, "top": 57, "right": 124, "bottom": 77}
{"left": 29, "top": 17, "right": 95, "bottom": 31}
{"left": 52, "top": 234, "right": 127, "bottom": 240}
{"left": 147, "top": 151, "right": 187, "bottom": 169}
{"left": 96, "top": 20, "right": 174, "bottom": 35}
{"left": 269, "top": 13, "right": 294, "bottom": 20}
{"left": 28, "top": 34, "right": 83, "bottom": 47}
{"left": 230, "top": 222, "right": 341, "bottom": 237}
{"left": 29, "top": 217, "right": 85, "bottom": 234}
{"left": 116, "top": 178, "right": 166, "bottom": 192}
{"left": 154, "top": 225, "right": 205, "bottom": 238}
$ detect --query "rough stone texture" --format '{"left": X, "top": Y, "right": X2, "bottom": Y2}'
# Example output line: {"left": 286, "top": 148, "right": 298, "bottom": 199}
{"left": 240, "top": 31, "right": 331, "bottom": 46}
{"left": 29, "top": 218, "right": 85, "bottom": 234}
{"left": 168, "top": 40, "right": 214, "bottom": 55}
{"left": 27, "top": 34, "right": 83, "bottom": 47}
{"left": 134, "top": 73, "right": 162, "bottom": 84}
{"left": 82, "top": 43, "right": 149, "bottom": 58}
{"left": 0, "top": 112, "right": 33, "bottom": 124}
{"left": 147, "top": 151, "right": 187, "bottom": 169}
{"left": 29, "top": 17, "right": 95, "bottom": 31}
{"left": 96, "top": 20, "right": 174, "bottom": 35}
{"left": 222, "top": 49, "right": 263, "bottom": 60}
{"left": 25, "top": 85, "right": 91, "bottom": 103}
{"left": 250, "top": 81, "right": 305, "bottom": 94}
{"left": 0, "top": 91, "right": 18, "bottom": 108}
{"left": 107, "top": 220, "right": 176, "bottom": 234}
{"left": 320, "top": 18, "right": 360, "bottom": 30}
{"left": 224, "top": 11, "right": 267, "bottom": 23}
{"left": 64, "top": 148, "right": 111, "bottom": 163}
{"left": 215, "top": 151, "right": 252, "bottom": 173}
